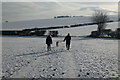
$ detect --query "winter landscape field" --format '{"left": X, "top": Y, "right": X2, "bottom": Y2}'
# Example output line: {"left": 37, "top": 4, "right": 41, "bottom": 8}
{"left": 2, "top": 20, "right": 119, "bottom": 78}
{"left": 2, "top": 2, "right": 119, "bottom": 79}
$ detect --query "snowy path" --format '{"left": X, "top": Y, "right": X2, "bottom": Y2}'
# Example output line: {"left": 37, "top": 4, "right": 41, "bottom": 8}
{"left": 62, "top": 51, "right": 76, "bottom": 78}
{"left": 11, "top": 50, "right": 78, "bottom": 78}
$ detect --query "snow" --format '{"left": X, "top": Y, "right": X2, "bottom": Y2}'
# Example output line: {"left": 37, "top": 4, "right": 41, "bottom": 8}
{"left": 106, "top": 22, "right": 118, "bottom": 31}
{"left": 2, "top": 22, "right": 119, "bottom": 78}
{"left": 2, "top": 36, "right": 118, "bottom": 78}
{"left": 50, "top": 22, "right": 118, "bottom": 36}
{"left": 2, "top": 17, "right": 91, "bottom": 30}
{"left": 2, "top": 15, "right": 118, "bottom": 30}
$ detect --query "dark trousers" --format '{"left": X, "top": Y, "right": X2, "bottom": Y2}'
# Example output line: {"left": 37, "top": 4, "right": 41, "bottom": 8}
{"left": 47, "top": 44, "right": 51, "bottom": 51}
{"left": 66, "top": 43, "right": 70, "bottom": 50}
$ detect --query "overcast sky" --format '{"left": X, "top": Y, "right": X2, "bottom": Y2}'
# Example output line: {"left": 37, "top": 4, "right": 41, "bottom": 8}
{"left": 2, "top": 2, "right": 118, "bottom": 22}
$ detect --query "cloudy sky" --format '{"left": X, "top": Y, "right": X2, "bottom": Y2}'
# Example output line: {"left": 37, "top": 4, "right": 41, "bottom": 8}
{"left": 2, "top": 2, "right": 118, "bottom": 22}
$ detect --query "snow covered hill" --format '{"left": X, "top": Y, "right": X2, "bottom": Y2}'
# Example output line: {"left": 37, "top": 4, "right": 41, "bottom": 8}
{"left": 2, "top": 15, "right": 118, "bottom": 30}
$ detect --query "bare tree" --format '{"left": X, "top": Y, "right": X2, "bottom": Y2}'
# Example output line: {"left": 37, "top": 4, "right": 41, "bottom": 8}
{"left": 92, "top": 11, "right": 109, "bottom": 35}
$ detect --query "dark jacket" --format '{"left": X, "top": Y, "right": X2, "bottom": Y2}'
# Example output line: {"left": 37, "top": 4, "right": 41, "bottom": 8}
{"left": 46, "top": 35, "right": 52, "bottom": 45}
{"left": 64, "top": 35, "right": 71, "bottom": 44}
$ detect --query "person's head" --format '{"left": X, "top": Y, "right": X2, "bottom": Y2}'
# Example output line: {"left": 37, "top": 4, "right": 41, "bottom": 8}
{"left": 67, "top": 33, "right": 70, "bottom": 36}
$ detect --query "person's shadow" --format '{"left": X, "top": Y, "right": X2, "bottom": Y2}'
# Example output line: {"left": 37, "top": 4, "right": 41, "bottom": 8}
{"left": 16, "top": 49, "right": 65, "bottom": 57}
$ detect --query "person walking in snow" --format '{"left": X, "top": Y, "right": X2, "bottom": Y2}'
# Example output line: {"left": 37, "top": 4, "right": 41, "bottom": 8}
{"left": 63, "top": 33, "right": 71, "bottom": 50}
{"left": 46, "top": 35, "right": 52, "bottom": 51}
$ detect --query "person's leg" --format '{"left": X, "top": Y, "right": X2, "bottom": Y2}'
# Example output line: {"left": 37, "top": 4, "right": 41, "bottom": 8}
{"left": 47, "top": 44, "right": 50, "bottom": 51}
{"left": 68, "top": 44, "right": 70, "bottom": 50}
{"left": 47, "top": 44, "right": 49, "bottom": 51}
{"left": 49, "top": 44, "right": 51, "bottom": 51}
{"left": 66, "top": 44, "right": 69, "bottom": 50}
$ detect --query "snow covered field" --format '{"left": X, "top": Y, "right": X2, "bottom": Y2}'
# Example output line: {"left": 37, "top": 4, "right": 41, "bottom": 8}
{"left": 2, "top": 15, "right": 118, "bottom": 30}
{"left": 2, "top": 16, "right": 92, "bottom": 30}
{"left": 2, "top": 36, "right": 119, "bottom": 78}
{"left": 2, "top": 22, "right": 119, "bottom": 78}
{"left": 50, "top": 22, "right": 118, "bottom": 36}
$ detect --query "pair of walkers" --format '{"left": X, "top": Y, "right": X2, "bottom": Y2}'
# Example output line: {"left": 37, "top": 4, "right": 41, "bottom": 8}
{"left": 46, "top": 33, "right": 71, "bottom": 51}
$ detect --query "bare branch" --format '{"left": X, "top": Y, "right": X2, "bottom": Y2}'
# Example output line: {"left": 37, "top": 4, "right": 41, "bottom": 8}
{"left": 92, "top": 10, "right": 109, "bottom": 32}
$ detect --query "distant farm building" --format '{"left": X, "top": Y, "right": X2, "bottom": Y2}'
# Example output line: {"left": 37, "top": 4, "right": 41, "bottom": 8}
{"left": 49, "top": 31, "right": 58, "bottom": 37}
{"left": 90, "top": 28, "right": 120, "bottom": 39}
